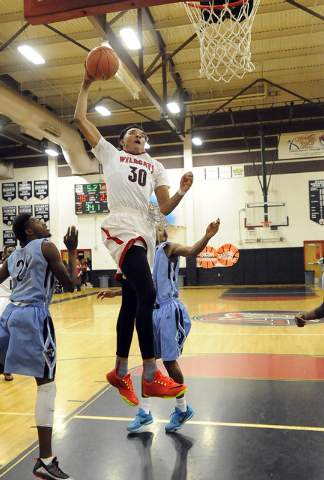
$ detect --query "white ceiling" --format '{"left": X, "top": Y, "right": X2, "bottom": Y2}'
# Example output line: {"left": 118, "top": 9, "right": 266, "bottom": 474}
{"left": 0, "top": 0, "right": 323, "bottom": 131}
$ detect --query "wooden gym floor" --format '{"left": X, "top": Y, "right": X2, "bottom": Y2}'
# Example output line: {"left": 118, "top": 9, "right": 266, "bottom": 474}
{"left": 1, "top": 284, "right": 324, "bottom": 480}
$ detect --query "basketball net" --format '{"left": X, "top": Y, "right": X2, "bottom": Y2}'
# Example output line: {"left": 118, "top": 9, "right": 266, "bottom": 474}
{"left": 183, "top": 0, "right": 260, "bottom": 82}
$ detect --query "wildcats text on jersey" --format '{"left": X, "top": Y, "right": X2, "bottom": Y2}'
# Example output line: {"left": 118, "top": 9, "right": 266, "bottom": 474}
{"left": 120, "top": 156, "right": 154, "bottom": 173}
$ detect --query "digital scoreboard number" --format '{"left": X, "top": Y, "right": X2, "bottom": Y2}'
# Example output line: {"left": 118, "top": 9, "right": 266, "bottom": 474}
{"left": 75, "top": 183, "right": 109, "bottom": 214}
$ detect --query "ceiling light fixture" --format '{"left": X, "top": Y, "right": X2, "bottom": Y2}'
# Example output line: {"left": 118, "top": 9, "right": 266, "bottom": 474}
{"left": 145, "top": 142, "right": 150, "bottom": 149}
{"left": 17, "top": 45, "right": 45, "bottom": 65}
{"left": 120, "top": 28, "right": 141, "bottom": 50}
{"left": 45, "top": 148, "right": 59, "bottom": 156}
{"left": 95, "top": 106, "right": 111, "bottom": 116}
{"left": 192, "top": 137, "right": 202, "bottom": 146}
{"left": 167, "top": 102, "right": 180, "bottom": 114}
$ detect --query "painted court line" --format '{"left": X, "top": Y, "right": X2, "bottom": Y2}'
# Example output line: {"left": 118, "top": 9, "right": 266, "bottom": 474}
{"left": 75, "top": 415, "right": 324, "bottom": 432}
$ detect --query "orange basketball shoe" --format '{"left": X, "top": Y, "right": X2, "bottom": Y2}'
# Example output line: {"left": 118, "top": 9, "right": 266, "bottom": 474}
{"left": 143, "top": 370, "right": 187, "bottom": 399}
{"left": 106, "top": 369, "right": 139, "bottom": 406}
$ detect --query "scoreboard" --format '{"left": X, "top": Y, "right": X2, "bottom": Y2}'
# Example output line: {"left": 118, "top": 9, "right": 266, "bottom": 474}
{"left": 75, "top": 183, "right": 109, "bottom": 214}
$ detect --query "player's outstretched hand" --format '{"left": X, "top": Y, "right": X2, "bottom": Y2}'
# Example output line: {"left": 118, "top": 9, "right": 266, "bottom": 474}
{"left": 180, "top": 172, "right": 193, "bottom": 193}
{"left": 206, "top": 219, "right": 220, "bottom": 238}
{"left": 64, "top": 226, "right": 78, "bottom": 251}
{"left": 97, "top": 290, "right": 116, "bottom": 300}
{"left": 295, "top": 312, "right": 307, "bottom": 327}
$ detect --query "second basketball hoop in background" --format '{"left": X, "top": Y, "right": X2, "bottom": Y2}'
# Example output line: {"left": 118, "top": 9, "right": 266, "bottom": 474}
{"left": 86, "top": 46, "right": 119, "bottom": 81}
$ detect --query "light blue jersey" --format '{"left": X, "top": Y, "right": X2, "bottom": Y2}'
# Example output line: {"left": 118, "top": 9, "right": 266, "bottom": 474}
{"left": 153, "top": 242, "right": 191, "bottom": 361}
{"left": 8, "top": 238, "right": 56, "bottom": 305}
{"left": 153, "top": 242, "right": 179, "bottom": 303}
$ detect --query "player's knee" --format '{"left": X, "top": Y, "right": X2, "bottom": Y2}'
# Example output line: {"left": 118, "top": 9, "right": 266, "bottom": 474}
{"left": 35, "top": 381, "right": 56, "bottom": 427}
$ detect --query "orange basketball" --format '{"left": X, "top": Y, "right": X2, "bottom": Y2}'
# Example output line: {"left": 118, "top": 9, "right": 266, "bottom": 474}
{"left": 197, "top": 246, "right": 219, "bottom": 268}
{"left": 217, "top": 244, "right": 239, "bottom": 266}
{"left": 85, "top": 46, "right": 119, "bottom": 81}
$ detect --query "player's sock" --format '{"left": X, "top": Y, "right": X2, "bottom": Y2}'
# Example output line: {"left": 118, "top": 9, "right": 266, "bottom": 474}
{"left": 176, "top": 396, "right": 187, "bottom": 412}
{"left": 40, "top": 457, "right": 54, "bottom": 465}
{"left": 141, "top": 396, "right": 151, "bottom": 414}
{"left": 116, "top": 358, "right": 128, "bottom": 378}
{"left": 144, "top": 361, "right": 158, "bottom": 383}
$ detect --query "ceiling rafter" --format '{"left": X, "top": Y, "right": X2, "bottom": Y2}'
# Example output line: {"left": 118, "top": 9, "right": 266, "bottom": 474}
{"left": 88, "top": 13, "right": 185, "bottom": 139}
{"left": 285, "top": 0, "right": 324, "bottom": 22}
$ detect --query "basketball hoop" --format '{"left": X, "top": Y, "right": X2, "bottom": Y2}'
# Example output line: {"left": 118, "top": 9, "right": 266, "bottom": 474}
{"left": 261, "top": 221, "right": 272, "bottom": 228}
{"left": 183, "top": 0, "right": 260, "bottom": 82}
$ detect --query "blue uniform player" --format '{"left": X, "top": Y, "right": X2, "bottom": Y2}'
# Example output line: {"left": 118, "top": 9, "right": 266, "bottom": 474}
{"left": 98, "top": 219, "right": 220, "bottom": 433}
{"left": 0, "top": 214, "right": 78, "bottom": 480}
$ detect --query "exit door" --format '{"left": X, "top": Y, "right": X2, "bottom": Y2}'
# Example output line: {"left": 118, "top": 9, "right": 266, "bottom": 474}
{"left": 303, "top": 241, "right": 324, "bottom": 282}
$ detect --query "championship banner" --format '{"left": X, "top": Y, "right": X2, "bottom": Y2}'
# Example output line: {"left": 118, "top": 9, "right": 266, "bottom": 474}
{"left": 2, "top": 182, "right": 16, "bottom": 202}
{"left": 18, "top": 181, "right": 32, "bottom": 201}
{"left": 3, "top": 230, "right": 17, "bottom": 247}
{"left": 34, "top": 204, "right": 49, "bottom": 222}
{"left": 18, "top": 204, "right": 33, "bottom": 215}
{"left": 2, "top": 206, "right": 16, "bottom": 226}
{"left": 34, "top": 180, "right": 48, "bottom": 200}
{"left": 309, "top": 180, "right": 324, "bottom": 225}
{"left": 279, "top": 131, "right": 324, "bottom": 159}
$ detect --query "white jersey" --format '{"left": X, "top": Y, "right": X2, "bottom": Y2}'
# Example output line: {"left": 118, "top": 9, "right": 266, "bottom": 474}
{"left": 0, "top": 264, "right": 11, "bottom": 316}
{"left": 0, "top": 264, "right": 11, "bottom": 298}
{"left": 92, "top": 137, "right": 170, "bottom": 214}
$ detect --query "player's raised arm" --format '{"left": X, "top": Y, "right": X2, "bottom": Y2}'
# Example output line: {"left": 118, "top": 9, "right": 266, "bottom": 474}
{"left": 156, "top": 172, "right": 193, "bottom": 216}
{"left": 42, "top": 226, "right": 78, "bottom": 293}
{"left": 166, "top": 219, "right": 220, "bottom": 262}
{"left": 74, "top": 68, "right": 101, "bottom": 149}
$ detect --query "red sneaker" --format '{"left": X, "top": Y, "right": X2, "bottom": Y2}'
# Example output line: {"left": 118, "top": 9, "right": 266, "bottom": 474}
{"left": 106, "top": 369, "right": 139, "bottom": 406}
{"left": 143, "top": 370, "right": 187, "bottom": 399}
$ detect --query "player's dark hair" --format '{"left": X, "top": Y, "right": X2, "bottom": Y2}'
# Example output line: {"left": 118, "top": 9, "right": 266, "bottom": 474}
{"left": 12, "top": 213, "right": 32, "bottom": 242}
{"left": 118, "top": 124, "right": 148, "bottom": 148}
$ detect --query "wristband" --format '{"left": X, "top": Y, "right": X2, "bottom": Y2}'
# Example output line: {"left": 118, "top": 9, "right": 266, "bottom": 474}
{"left": 177, "top": 188, "right": 186, "bottom": 196}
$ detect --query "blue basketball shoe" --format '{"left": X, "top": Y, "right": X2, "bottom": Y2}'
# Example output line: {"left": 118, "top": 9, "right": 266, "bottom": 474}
{"left": 127, "top": 408, "right": 154, "bottom": 432}
{"left": 165, "top": 405, "right": 195, "bottom": 433}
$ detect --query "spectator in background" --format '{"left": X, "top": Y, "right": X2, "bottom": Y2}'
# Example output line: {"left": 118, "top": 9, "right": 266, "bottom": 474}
{"left": 76, "top": 258, "right": 82, "bottom": 293}
{"left": 86, "top": 257, "right": 92, "bottom": 284}
{"left": 80, "top": 258, "right": 88, "bottom": 286}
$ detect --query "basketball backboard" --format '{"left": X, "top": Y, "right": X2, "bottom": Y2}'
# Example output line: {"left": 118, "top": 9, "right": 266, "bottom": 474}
{"left": 245, "top": 201, "right": 288, "bottom": 228}
{"left": 24, "top": 0, "right": 179, "bottom": 24}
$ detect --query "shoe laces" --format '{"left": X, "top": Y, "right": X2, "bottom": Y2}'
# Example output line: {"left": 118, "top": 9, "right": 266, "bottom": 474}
{"left": 121, "top": 374, "right": 134, "bottom": 392}
{"left": 52, "top": 457, "right": 63, "bottom": 472}
{"left": 136, "top": 412, "right": 147, "bottom": 419}
{"left": 169, "top": 409, "right": 181, "bottom": 422}
{"left": 154, "top": 371, "right": 179, "bottom": 388}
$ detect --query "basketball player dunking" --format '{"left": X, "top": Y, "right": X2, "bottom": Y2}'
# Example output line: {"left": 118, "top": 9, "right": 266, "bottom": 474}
{"left": 74, "top": 67, "right": 193, "bottom": 406}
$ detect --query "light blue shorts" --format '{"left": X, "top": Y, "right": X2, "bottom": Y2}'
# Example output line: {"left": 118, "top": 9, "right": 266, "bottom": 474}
{"left": 0, "top": 302, "right": 56, "bottom": 379}
{"left": 153, "top": 298, "right": 191, "bottom": 362}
